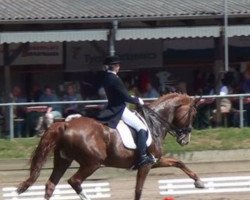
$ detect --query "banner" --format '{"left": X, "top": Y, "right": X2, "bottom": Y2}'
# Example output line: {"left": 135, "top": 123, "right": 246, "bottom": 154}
{"left": 164, "top": 36, "right": 250, "bottom": 50}
{"left": 66, "top": 40, "right": 162, "bottom": 71}
{"left": 164, "top": 38, "right": 214, "bottom": 50}
{"left": 230, "top": 37, "right": 250, "bottom": 47}
{"left": 0, "top": 42, "right": 62, "bottom": 65}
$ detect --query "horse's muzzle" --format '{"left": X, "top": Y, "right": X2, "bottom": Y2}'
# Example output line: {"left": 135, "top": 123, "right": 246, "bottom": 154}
{"left": 176, "top": 134, "right": 190, "bottom": 146}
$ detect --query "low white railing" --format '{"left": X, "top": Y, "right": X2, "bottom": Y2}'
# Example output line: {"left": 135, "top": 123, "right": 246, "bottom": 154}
{"left": 2, "top": 182, "right": 111, "bottom": 200}
{"left": 159, "top": 176, "right": 250, "bottom": 195}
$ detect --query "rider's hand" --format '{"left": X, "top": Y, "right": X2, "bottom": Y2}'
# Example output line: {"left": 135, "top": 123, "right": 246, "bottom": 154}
{"left": 138, "top": 98, "right": 144, "bottom": 106}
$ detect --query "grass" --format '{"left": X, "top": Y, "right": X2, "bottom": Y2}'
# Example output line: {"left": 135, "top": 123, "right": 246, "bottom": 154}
{"left": 164, "top": 128, "right": 250, "bottom": 153}
{"left": 1, "top": 127, "right": 250, "bottom": 159}
{"left": 0, "top": 137, "right": 38, "bottom": 159}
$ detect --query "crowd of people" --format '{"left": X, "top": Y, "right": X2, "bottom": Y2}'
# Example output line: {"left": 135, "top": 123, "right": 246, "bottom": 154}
{"left": 1, "top": 63, "right": 250, "bottom": 138}
{"left": 0, "top": 71, "right": 166, "bottom": 137}
{"left": 193, "top": 66, "right": 250, "bottom": 129}
{"left": 0, "top": 83, "right": 83, "bottom": 137}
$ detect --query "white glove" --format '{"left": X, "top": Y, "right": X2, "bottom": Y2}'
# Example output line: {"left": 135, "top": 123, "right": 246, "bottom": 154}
{"left": 138, "top": 97, "right": 144, "bottom": 106}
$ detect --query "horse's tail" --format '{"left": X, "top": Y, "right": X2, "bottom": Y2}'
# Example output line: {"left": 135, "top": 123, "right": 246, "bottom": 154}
{"left": 17, "top": 122, "right": 67, "bottom": 194}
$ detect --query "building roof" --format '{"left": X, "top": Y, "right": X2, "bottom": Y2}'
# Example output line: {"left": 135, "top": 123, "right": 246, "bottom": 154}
{"left": 1, "top": 0, "right": 250, "bottom": 43}
{"left": 0, "top": 26, "right": 222, "bottom": 43}
{"left": 0, "top": 0, "right": 250, "bottom": 24}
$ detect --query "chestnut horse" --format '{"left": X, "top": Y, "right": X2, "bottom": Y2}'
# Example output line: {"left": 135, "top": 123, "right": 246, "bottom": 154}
{"left": 17, "top": 93, "right": 205, "bottom": 200}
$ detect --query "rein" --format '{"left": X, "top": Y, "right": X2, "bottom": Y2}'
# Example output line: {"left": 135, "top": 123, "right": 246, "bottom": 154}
{"left": 141, "top": 103, "right": 194, "bottom": 138}
{"left": 141, "top": 105, "right": 177, "bottom": 137}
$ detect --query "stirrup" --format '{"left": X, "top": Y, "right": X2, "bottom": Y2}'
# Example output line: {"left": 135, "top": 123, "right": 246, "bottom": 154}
{"left": 137, "top": 154, "right": 155, "bottom": 168}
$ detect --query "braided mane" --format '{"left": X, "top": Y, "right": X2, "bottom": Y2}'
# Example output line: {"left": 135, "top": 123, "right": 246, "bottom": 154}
{"left": 149, "top": 92, "right": 193, "bottom": 108}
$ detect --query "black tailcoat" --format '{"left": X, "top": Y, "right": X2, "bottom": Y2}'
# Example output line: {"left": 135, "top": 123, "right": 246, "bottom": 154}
{"left": 96, "top": 71, "right": 139, "bottom": 128}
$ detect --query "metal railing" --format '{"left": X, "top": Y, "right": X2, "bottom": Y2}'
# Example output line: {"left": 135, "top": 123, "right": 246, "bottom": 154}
{"left": 193, "top": 93, "right": 247, "bottom": 128}
{"left": 0, "top": 99, "right": 107, "bottom": 140}
{"left": 0, "top": 93, "right": 250, "bottom": 140}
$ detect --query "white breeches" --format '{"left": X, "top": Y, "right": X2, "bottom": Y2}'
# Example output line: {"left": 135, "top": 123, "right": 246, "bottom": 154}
{"left": 121, "top": 107, "right": 147, "bottom": 131}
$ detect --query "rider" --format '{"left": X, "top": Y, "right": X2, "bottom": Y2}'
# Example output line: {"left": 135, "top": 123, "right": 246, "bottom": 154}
{"left": 98, "top": 55, "right": 155, "bottom": 168}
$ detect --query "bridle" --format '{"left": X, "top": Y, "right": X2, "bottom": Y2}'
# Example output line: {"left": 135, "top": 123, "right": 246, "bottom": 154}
{"left": 142, "top": 101, "right": 195, "bottom": 138}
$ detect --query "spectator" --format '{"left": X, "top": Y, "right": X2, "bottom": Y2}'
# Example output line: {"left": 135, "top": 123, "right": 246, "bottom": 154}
{"left": 242, "top": 67, "right": 250, "bottom": 126}
{"left": 25, "top": 83, "right": 43, "bottom": 136}
{"left": 193, "top": 73, "right": 215, "bottom": 129}
{"left": 10, "top": 86, "right": 27, "bottom": 137}
{"left": 210, "top": 74, "right": 234, "bottom": 127}
{"left": 62, "top": 83, "right": 82, "bottom": 118}
{"left": 230, "top": 66, "right": 243, "bottom": 94}
{"left": 176, "top": 81, "right": 187, "bottom": 94}
{"left": 156, "top": 70, "right": 177, "bottom": 94}
{"left": 128, "top": 84, "right": 141, "bottom": 110}
{"left": 143, "top": 82, "right": 160, "bottom": 98}
{"left": 220, "top": 77, "right": 232, "bottom": 96}
{"left": 35, "top": 86, "right": 62, "bottom": 135}
{"left": 10, "top": 86, "right": 27, "bottom": 119}
{"left": 29, "top": 83, "right": 42, "bottom": 102}
{"left": 129, "top": 84, "right": 141, "bottom": 97}
{"left": 193, "top": 70, "right": 206, "bottom": 95}
{"left": 219, "top": 74, "right": 234, "bottom": 114}
{"left": 138, "top": 70, "right": 150, "bottom": 94}
{"left": 242, "top": 66, "right": 250, "bottom": 93}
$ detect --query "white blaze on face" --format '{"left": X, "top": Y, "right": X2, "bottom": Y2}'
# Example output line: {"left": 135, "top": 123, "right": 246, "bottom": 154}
{"left": 178, "top": 132, "right": 191, "bottom": 146}
{"left": 183, "top": 133, "right": 191, "bottom": 145}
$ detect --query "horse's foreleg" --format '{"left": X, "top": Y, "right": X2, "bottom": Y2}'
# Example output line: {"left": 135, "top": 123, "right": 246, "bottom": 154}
{"left": 153, "top": 156, "right": 205, "bottom": 188}
{"left": 45, "top": 151, "right": 72, "bottom": 200}
{"left": 134, "top": 165, "right": 152, "bottom": 200}
{"left": 68, "top": 164, "right": 100, "bottom": 200}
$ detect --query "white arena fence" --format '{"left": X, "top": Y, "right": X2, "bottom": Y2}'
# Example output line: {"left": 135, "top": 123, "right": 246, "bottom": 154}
{"left": 159, "top": 176, "right": 250, "bottom": 195}
{"left": 0, "top": 93, "right": 249, "bottom": 139}
{"left": 2, "top": 182, "right": 111, "bottom": 200}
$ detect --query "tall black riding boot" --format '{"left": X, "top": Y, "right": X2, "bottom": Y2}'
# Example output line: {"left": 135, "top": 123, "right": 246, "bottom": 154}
{"left": 136, "top": 129, "right": 155, "bottom": 168}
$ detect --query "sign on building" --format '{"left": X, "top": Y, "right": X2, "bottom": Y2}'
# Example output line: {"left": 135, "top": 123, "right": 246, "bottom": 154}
{"left": 0, "top": 43, "right": 62, "bottom": 65}
{"left": 66, "top": 40, "right": 162, "bottom": 71}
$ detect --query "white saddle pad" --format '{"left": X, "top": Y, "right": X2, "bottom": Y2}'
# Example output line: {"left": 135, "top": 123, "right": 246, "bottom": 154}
{"left": 116, "top": 120, "right": 152, "bottom": 150}
{"left": 65, "top": 113, "right": 152, "bottom": 149}
{"left": 65, "top": 114, "right": 82, "bottom": 122}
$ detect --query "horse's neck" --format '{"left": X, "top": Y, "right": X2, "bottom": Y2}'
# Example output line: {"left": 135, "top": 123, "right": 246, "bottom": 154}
{"left": 143, "top": 106, "right": 168, "bottom": 141}
{"left": 150, "top": 101, "right": 175, "bottom": 137}
{"left": 150, "top": 102, "right": 173, "bottom": 125}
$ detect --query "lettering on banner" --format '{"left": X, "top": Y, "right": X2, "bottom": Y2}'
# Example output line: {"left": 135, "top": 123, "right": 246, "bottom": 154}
{"left": 66, "top": 40, "right": 162, "bottom": 71}
{"left": 0, "top": 43, "right": 62, "bottom": 65}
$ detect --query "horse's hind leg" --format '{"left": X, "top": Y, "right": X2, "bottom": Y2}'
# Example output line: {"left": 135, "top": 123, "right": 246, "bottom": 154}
{"left": 68, "top": 164, "right": 100, "bottom": 200}
{"left": 44, "top": 150, "right": 72, "bottom": 200}
{"left": 153, "top": 156, "right": 205, "bottom": 188}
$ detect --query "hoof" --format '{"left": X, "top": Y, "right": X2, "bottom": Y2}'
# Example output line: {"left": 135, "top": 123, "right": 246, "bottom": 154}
{"left": 194, "top": 180, "right": 205, "bottom": 188}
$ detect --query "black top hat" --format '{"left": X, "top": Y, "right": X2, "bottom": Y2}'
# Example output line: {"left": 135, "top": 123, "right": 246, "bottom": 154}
{"left": 104, "top": 55, "right": 121, "bottom": 65}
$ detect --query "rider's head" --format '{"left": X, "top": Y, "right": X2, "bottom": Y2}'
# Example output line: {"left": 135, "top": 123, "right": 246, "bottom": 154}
{"left": 103, "top": 55, "right": 121, "bottom": 73}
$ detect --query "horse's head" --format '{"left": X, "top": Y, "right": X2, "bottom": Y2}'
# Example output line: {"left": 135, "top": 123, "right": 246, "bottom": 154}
{"left": 172, "top": 99, "right": 196, "bottom": 145}
{"left": 149, "top": 93, "right": 197, "bottom": 146}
